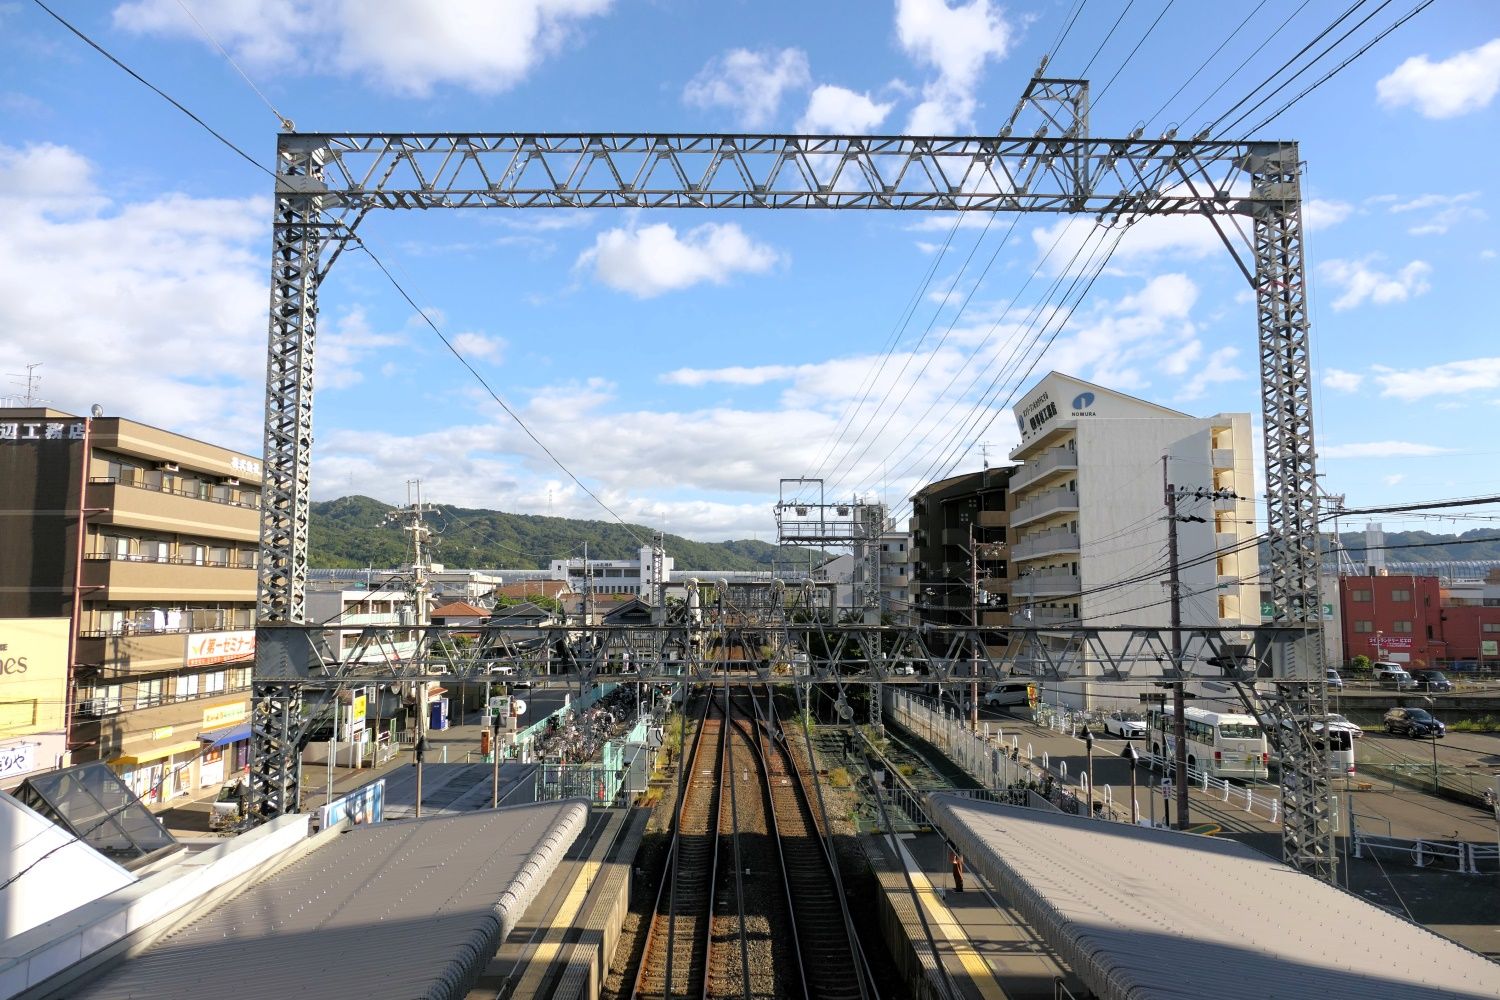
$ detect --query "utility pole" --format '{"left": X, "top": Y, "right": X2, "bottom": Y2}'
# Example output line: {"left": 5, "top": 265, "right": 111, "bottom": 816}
{"left": 388, "top": 479, "right": 437, "bottom": 817}
{"left": 1163, "top": 457, "right": 1190, "bottom": 830}
{"left": 970, "top": 520, "right": 980, "bottom": 732}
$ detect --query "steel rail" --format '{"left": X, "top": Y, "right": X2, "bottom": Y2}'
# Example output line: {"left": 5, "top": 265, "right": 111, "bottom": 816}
{"left": 630, "top": 692, "right": 716, "bottom": 1000}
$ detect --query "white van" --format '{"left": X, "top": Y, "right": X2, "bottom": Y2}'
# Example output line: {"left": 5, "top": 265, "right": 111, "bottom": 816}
{"left": 1372, "top": 662, "right": 1416, "bottom": 691}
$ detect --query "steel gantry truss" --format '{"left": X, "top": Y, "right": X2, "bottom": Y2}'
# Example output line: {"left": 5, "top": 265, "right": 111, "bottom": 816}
{"left": 251, "top": 79, "right": 1333, "bottom": 879}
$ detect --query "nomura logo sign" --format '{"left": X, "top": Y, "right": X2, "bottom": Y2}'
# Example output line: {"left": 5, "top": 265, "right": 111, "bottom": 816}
{"left": 1071, "top": 391, "right": 1097, "bottom": 416}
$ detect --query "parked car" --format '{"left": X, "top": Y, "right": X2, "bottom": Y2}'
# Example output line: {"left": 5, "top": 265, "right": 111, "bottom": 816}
{"left": 209, "top": 780, "right": 247, "bottom": 830}
{"left": 1102, "top": 709, "right": 1147, "bottom": 739}
{"left": 1383, "top": 706, "right": 1446, "bottom": 738}
{"left": 1325, "top": 668, "right": 1344, "bottom": 692}
{"left": 1325, "top": 713, "right": 1363, "bottom": 738}
{"left": 1408, "top": 669, "right": 1454, "bottom": 692}
{"left": 1372, "top": 663, "right": 1416, "bottom": 690}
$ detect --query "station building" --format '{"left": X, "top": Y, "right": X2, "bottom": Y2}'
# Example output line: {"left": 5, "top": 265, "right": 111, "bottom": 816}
{"left": 1005, "top": 374, "right": 1261, "bottom": 710}
{"left": 0, "top": 407, "right": 260, "bottom": 800}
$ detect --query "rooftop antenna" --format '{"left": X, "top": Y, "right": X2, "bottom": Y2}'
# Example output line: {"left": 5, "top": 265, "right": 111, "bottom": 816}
{"left": 979, "top": 442, "right": 994, "bottom": 470}
{"left": 4, "top": 363, "right": 47, "bottom": 407}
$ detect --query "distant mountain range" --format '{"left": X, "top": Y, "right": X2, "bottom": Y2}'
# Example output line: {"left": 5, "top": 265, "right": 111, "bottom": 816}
{"left": 309, "top": 496, "right": 829, "bottom": 571}
{"left": 1330, "top": 528, "right": 1500, "bottom": 564}
{"left": 309, "top": 496, "right": 1500, "bottom": 573}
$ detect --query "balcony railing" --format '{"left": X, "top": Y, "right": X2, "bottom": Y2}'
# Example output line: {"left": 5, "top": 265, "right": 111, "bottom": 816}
{"left": 89, "top": 475, "right": 260, "bottom": 510}
{"left": 84, "top": 550, "right": 257, "bottom": 569}
{"left": 1010, "top": 445, "right": 1078, "bottom": 491}
{"left": 1013, "top": 571, "right": 1080, "bottom": 599}
{"left": 1011, "top": 488, "right": 1079, "bottom": 527}
{"left": 1013, "top": 527, "right": 1080, "bottom": 562}
{"left": 1211, "top": 448, "right": 1234, "bottom": 469}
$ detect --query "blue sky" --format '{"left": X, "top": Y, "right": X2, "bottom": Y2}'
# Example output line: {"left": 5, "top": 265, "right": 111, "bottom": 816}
{"left": 2, "top": 0, "right": 1497, "bottom": 542}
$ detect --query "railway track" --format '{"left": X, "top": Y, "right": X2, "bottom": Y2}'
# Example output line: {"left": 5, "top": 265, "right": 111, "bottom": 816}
{"left": 629, "top": 688, "right": 872, "bottom": 1000}
{"left": 632, "top": 694, "right": 725, "bottom": 1000}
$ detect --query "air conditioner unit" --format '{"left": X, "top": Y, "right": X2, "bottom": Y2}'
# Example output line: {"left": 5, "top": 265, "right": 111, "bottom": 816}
{"left": 159, "top": 462, "right": 180, "bottom": 472}
{"left": 225, "top": 478, "right": 240, "bottom": 486}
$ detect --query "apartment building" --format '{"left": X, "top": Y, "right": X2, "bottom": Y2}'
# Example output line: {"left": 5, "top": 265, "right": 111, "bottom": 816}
{"left": 1007, "top": 374, "right": 1260, "bottom": 709}
{"left": 907, "top": 468, "right": 1011, "bottom": 637}
{"left": 548, "top": 544, "right": 674, "bottom": 602}
{"left": 0, "top": 408, "right": 261, "bottom": 802}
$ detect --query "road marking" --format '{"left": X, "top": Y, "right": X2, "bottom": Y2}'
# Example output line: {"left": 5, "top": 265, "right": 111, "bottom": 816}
{"left": 893, "top": 840, "right": 1010, "bottom": 1000}
{"left": 522, "top": 859, "right": 602, "bottom": 971}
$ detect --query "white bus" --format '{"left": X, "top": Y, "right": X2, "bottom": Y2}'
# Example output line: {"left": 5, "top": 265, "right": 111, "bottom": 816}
{"left": 1313, "top": 723, "right": 1357, "bottom": 776}
{"left": 1147, "top": 706, "right": 1270, "bottom": 781}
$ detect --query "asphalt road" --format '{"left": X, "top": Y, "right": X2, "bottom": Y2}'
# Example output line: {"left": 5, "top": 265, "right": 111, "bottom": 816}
{"left": 1361, "top": 728, "right": 1500, "bottom": 773}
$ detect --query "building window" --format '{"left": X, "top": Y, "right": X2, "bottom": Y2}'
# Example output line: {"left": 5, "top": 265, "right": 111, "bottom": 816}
{"left": 1350, "top": 589, "right": 1371, "bottom": 602}
{"left": 1353, "top": 621, "right": 1373, "bottom": 633}
{"left": 203, "top": 671, "right": 226, "bottom": 695}
{"left": 175, "top": 673, "right": 200, "bottom": 701}
{"left": 1391, "top": 589, "right": 1411, "bottom": 602}
{"left": 134, "top": 678, "right": 164, "bottom": 709}
{"left": 87, "top": 684, "right": 123, "bottom": 716}
{"left": 1392, "top": 621, "right": 1412, "bottom": 634}
{"left": 1484, "top": 623, "right": 1500, "bottom": 634}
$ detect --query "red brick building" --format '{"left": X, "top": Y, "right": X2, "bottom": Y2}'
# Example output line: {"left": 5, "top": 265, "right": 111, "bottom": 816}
{"left": 1338, "top": 571, "right": 1500, "bottom": 669}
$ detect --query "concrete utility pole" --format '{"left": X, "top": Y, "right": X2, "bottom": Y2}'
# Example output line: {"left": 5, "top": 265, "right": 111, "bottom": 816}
{"left": 1163, "top": 458, "right": 1190, "bottom": 830}
{"left": 390, "top": 479, "right": 438, "bottom": 818}
{"left": 970, "top": 520, "right": 980, "bottom": 733}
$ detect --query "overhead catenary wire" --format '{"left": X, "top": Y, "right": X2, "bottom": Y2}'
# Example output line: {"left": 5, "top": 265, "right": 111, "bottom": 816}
{"left": 171, "top": 0, "right": 294, "bottom": 130}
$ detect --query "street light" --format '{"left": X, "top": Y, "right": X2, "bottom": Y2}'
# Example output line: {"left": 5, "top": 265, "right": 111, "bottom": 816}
{"left": 1081, "top": 724, "right": 1096, "bottom": 816}
{"left": 1121, "top": 742, "right": 1139, "bottom": 824}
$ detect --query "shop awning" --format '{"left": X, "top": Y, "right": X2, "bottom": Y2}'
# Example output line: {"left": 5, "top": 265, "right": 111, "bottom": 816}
{"left": 198, "top": 723, "right": 251, "bottom": 748}
{"left": 108, "top": 740, "right": 202, "bottom": 767}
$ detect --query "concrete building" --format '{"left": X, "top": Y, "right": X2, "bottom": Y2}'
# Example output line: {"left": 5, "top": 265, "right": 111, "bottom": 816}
{"left": 1007, "top": 375, "right": 1260, "bottom": 709}
{"left": 815, "top": 528, "right": 912, "bottom": 619}
{"left": 548, "top": 544, "right": 673, "bottom": 602}
{"left": 907, "top": 469, "right": 1011, "bottom": 636}
{"left": 0, "top": 408, "right": 261, "bottom": 800}
{"left": 1338, "top": 569, "right": 1500, "bottom": 669}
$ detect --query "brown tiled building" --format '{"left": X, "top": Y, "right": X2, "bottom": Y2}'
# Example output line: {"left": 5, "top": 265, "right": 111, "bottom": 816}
{"left": 0, "top": 408, "right": 261, "bottom": 802}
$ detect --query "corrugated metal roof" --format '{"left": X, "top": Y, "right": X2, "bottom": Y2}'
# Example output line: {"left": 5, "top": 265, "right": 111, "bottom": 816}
{"left": 72, "top": 799, "right": 588, "bottom": 1000}
{"left": 929, "top": 794, "right": 1500, "bottom": 1000}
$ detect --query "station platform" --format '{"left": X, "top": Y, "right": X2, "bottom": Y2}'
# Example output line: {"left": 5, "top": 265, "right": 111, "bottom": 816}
{"left": 470, "top": 804, "right": 649, "bottom": 1000}
{"left": 865, "top": 829, "right": 1078, "bottom": 1000}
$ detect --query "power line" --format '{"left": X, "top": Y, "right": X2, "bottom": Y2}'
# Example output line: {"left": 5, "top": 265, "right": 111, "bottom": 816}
{"left": 30, "top": 0, "right": 273, "bottom": 179}
{"left": 1092, "top": 0, "right": 1176, "bottom": 109}
{"left": 171, "top": 0, "right": 293, "bottom": 130}
{"left": 1082, "top": 1, "right": 1138, "bottom": 77}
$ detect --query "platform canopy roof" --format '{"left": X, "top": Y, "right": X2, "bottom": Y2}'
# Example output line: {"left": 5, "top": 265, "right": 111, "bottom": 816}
{"left": 930, "top": 794, "right": 1500, "bottom": 1000}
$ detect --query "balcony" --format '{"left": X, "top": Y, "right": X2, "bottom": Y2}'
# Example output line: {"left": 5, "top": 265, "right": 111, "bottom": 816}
{"left": 87, "top": 479, "right": 259, "bottom": 543}
{"left": 978, "top": 609, "right": 1010, "bottom": 628}
{"left": 1024, "top": 606, "right": 1079, "bottom": 625}
{"left": 1215, "top": 531, "right": 1239, "bottom": 551}
{"left": 1013, "top": 527, "right": 1080, "bottom": 562}
{"left": 941, "top": 527, "right": 972, "bottom": 547}
{"left": 1010, "top": 488, "right": 1079, "bottom": 528}
{"left": 75, "top": 631, "right": 188, "bottom": 676}
{"left": 1013, "top": 570, "right": 1080, "bottom": 600}
{"left": 975, "top": 509, "right": 1006, "bottom": 528}
{"left": 1010, "top": 445, "right": 1078, "bottom": 492}
{"left": 82, "top": 553, "right": 256, "bottom": 603}
{"left": 1214, "top": 496, "right": 1237, "bottom": 512}
{"left": 1211, "top": 448, "right": 1234, "bottom": 469}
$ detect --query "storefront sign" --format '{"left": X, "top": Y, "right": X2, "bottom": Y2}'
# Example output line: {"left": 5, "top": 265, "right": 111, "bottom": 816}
{"left": 1483, "top": 640, "right": 1498, "bottom": 657}
{"left": 0, "top": 741, "right": 37, "bottom": 778}
{"left": 151, "top": 726, "right": 174, "bottom": 741}
{"left": 185, "top": 630, "right": 255, "bottom": 667}
{"left": 229, "top": 456, "right": 261, "bottom": 477}
{"left": 0, "top": 619, "right": 68, "bottom": 738}
{"left": 202, "top": 701, "right": 248, "bottom": 729}
{"left": 0, "top": 420, "right": 85, "bottom": 443}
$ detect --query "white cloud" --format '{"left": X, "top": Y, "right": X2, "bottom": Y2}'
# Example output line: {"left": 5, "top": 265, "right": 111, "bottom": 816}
{"left": 114, "top": 0, "right": 612, "bottom": 97}
{"left": 1177, "top": 346, "right": 1242, "bottom": 401}
{"left": 1320, "top": 257, "right": 1432, "bottom": 310}
{"left": 1376, "top": 37, "right": 1500, "bottom": 119}
{"left": 451, "top": 331, "right": 506, "bottom": 360}
{"left": 0, "top": 142, "right": 267, "bottom": 445}
{"left": 896, "top": 0, "right": 1014, "bottom": 132}
{"left": 576, "top": 222, "right": 783, "bottom": 298}
{"left": 319, "top": 307, "right": 408, "bottom": 390}
{"left": 796, "top": 84, "right": 894, "bottom": 133}
{"left": 661, "top": 363, "right": 801, "bottom": 388}
{"left": 1383, "top": 473, "right": 1406, "bottom": 487}
{"left": 1372, "top": 357, "right": 1500, "bottom": 401}
{"left": 1384, "top": 191, "right": 1486, "bottom": 236}
{"left": 1322, "top": 368, "right": 1364, "bottom": 392}
{"left": 682, "top": 47, "right": 811, "bottom": 127}
{"left": 1320, "top": 441, "right": 1453, "bottom": 459}
{"left": 1303, "top": 199, "right": 1353, "bottom": 230}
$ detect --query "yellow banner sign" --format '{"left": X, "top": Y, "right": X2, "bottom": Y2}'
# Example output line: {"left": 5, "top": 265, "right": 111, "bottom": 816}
{"left": 202, "top": 701, "right": 248, "bottom": 729}
{"left": 0, "top": 618, "right": 69, "bottom": 737}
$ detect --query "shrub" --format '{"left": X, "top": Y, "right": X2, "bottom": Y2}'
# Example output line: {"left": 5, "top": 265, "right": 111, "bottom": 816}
{"left": 827, "top": 766, "right": 852, "bottom": 788}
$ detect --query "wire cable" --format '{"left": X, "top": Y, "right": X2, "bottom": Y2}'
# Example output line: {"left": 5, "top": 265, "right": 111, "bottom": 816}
{"left": 171, "top": 0, "right": 294, "bottom": 130}
{"left": 1082, "top": 1, "right": 1138, "bottom": 77}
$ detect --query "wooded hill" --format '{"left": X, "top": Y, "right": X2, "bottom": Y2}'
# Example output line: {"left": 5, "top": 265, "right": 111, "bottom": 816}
{"left": 309, "top": 496, "right": 830, "bottom": 571}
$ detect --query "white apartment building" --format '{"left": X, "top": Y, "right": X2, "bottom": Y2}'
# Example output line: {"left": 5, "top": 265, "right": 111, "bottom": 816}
{"left": 1009, "top": 373, "right": 1260, "bottom": 710}
{"left": 547, "top": 545, "right": 674, "bottom": 603}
